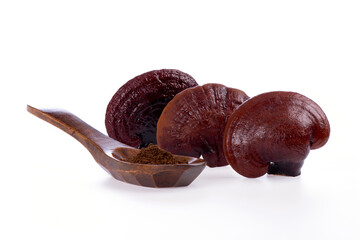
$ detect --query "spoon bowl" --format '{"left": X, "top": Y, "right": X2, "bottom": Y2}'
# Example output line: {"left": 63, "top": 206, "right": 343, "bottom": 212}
{"left": 27, "top": 105, "right": 206, "bottom": 188}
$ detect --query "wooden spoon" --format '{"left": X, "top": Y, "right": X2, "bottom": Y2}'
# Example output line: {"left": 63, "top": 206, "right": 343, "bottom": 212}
{"left": 27, "top": 105, "right": 206, "bottom": 188}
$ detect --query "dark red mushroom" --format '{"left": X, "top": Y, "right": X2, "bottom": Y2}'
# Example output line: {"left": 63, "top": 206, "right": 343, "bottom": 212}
{"left": 156, "top": 83, "right": 250, "bottom": 167}
{"left": 105, "top": 69, "right": 198, "bottom": 148}
{"left": 223, "top": 91, "right": 330, "bottom": 178}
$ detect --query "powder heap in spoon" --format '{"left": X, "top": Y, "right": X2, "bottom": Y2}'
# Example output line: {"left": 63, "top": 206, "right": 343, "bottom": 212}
{"left": 127, "top": 144, "right": 188, "bottom": 165}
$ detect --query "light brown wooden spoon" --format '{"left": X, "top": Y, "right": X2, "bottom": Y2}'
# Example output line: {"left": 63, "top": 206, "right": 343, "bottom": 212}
{"left": 27, "top": 105, "right": 206, "bottom": 188}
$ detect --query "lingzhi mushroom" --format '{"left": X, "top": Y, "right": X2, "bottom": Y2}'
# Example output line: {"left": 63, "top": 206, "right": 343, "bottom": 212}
{"left": 105, "top": 69, "right": 198, "bottom": 148}
{"left": 157, "top": 83, "right": 250, "bottom": 167}
{"left": 223, "top": 91, "right": 330, "bottom": 178}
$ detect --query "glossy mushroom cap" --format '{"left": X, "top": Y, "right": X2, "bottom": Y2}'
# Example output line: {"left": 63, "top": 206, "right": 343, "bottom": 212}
{"left": 157, "top": 83, "right": 250, "bottom": 167}
{"left": 223, "top": 91, "right": 330, "bottom": 178}
{"left": 105, "top": 69, "right": 198, "bottom": 148}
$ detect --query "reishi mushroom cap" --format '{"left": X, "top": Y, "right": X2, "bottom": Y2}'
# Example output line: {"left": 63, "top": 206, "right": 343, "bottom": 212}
{"left": 223, "top": 91, "right": 330, "bottom": 178}
{"left": 156, "top": 83, "right": 250, "bottom": 167}
{"left": 105, "top": 69, "right": 198, "bottom": 148}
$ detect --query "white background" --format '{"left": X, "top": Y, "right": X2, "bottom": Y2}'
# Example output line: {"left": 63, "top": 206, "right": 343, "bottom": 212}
{"left": 1, "top": 0, "right": 359, "bottom": 239}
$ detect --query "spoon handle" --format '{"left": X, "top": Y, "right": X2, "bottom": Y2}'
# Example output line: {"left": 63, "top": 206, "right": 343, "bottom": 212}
{"left": 27, "top": 105, "right": 130, "bottom": 154}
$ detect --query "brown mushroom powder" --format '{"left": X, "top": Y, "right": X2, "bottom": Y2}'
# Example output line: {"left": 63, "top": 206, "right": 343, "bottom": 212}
{"left": 127, "top": 144, "right": 188, "bottom": 164}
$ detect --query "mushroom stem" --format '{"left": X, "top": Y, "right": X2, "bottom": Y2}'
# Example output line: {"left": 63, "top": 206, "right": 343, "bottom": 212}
{"left": 267, "top": 161, "right": 304, "bottom": 176}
